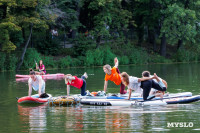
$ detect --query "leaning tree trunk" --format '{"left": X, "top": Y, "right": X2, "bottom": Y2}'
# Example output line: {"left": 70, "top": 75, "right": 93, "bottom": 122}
{"left": 160, "top": 34, "right": 166, "bottom": 57}
{"left": 16, "top": 24, "right": 33, "bottom": 71}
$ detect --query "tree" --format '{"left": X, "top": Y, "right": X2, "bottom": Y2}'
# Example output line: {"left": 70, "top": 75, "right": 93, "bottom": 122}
{"left": 83, "top": 0, "right": 132, "bottom": 48}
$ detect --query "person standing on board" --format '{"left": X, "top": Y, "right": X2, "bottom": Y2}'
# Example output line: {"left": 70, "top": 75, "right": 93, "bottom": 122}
{"left": 65, "top": 72, "right": 88, "bottom": 96}
{"left": 28, "top": 71, "right": 47, "bottom": 98}
{"left": 103, "top": 57, "right": 126, "bottom": 94}
{"left": 36, "top": 60, "right": 46, "bottom": 75}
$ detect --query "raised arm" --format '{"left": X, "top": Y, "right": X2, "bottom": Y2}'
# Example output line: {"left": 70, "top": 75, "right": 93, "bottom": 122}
{"left": 114, "top": 57, "right": 119, "bottom": 68}
{"left": 36, "top": 63, "right": 39, "bottom": 70}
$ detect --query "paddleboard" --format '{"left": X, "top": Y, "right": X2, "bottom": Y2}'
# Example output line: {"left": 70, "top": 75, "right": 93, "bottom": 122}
{"left": 16, "top": 73, "right": 65, "bottom": 78}
{"left": 48, "top": 96, "right": 80, "bottom": 106}
{"left": 17, "top": 94, "right": 52, "bottom": 104}
{"left": 76, "top": 92, "right": 192, "bottom": 100}
{"left": 80, "top": 95, "right": 200, "bottom": 106}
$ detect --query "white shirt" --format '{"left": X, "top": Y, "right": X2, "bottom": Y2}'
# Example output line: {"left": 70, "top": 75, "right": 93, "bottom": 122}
{"left": 28, "top": 75, "right": 45, "bottom": 93}
{"left": 127, "top": 76, "right": 142, "bottom": 94}
{"left": 52, "top": 29, "right": 58, "bottom": 35}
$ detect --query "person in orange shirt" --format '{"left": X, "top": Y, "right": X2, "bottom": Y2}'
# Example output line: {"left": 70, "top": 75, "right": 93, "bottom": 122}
{"left": 103, "top": 57, "right": 126, "bottom": 94}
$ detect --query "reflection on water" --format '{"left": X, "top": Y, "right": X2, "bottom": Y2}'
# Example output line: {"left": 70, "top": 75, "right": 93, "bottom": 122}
{"left": 16, "top": 102, "right": 200, "bottom": 132}
{"left": 1, "top": 63, "right": 200, "bottom": 132}
{"left": 18, "top": 104, "right": 48, "bottom": 133}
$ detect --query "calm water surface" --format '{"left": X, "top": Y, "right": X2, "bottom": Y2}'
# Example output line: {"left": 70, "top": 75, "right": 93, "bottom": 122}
{"left": 0, "top": 63, "right": 200, "bottom": 132}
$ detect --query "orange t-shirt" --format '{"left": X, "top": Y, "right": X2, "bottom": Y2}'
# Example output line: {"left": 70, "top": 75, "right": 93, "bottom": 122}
{"left": 105, "top": 67, "right": 122, "bottom": 85}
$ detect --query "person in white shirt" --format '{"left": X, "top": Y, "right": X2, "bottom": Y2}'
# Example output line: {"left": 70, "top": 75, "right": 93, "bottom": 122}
{"left": 51, "top": 28, "right": 58, "bottom": 39}
{"left": 28, "top": 71, "right": 46, "bottom": 97}
{"left": 121, "top": 72, "right": 154, "bottom": 100}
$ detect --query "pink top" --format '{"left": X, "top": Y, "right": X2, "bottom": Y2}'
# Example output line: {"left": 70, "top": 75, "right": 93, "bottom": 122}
{"left": 66, "top": 76, "right": 83, "bottom": 89}
{"left": 39, "top": 64, "right": 46, "bottom": 74}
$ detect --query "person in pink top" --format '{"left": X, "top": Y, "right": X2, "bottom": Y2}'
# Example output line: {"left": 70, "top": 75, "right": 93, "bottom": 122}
{"left": 36, "top": 60, "right": 46, "bottom": 75}
{"left": 65, "top": 72, "right": 88, "bottom": 96}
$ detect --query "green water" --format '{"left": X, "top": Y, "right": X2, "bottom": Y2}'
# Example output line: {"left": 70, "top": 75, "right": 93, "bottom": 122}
{"left": 0, "top": 63, "right": 200, "bottom": 132}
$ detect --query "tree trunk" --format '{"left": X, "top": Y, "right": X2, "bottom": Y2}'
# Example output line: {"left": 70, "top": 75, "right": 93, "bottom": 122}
{"left": 177, "top": 39, "right": 183, "bottom": 50}
{"left": 136, "top": 16, "right": 144, "bottom": 46}
{"left": 160, "top": 34, "right": 166, "bottom": 57}
{"left": 148, "top": 28, "right": 156, "bottom": 51}
{"left": 0, "top": 5, "right": 7, "bottom": 19}
{"left": 16, "top": 24, "right": 33, "bottom": 71}
{"left": 137, "top": 27, "right": 143, "bottom": 47}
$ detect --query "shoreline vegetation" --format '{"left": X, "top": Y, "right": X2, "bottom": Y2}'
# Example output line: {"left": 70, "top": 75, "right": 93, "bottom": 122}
{"left": 1, "top": 41, "right": 200, "bottom": 72}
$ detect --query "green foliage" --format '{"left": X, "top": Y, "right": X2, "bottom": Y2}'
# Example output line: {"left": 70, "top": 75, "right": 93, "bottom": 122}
{"left": 103, "top": 48, "right": 116, "bottom": 65}
{"left": 85, "top": 47, "right": 116, "bottom": 66}
{"left": 73, "top": 34, "right": 96, "bottom": 57}
{"left": 161, "top": 3, "right": 197, "bottom": 45}
{"left": 0, "top": 22, "right": 21, "bottom": 53}
{"left": 85, "top": 50, "right": 95, "bottom": 66}
{"left": 119, "top": 56, "right": 129, "bottom": 65}
{"left": 149, "top": 54, "right": 172, "bottom": 64}
{"left": 58, "top": 56, "right": 72, "bottom": 68}
{"left": 22, "top": 48, "right": 41, "bottom": 70}
{"left": 71, "top": 57, "right": 83, "bottom": 67}
{"left": 93, "top": 49, "right": 105, "bottom": 66}
{"left": 88, "top": 0, "right": 132, "bottom": 41}
{"left": 172, "top": 48, "right": 199, "bottom": 62}
{"left": 41, "top": 56, "right": 56, "bottom": 69}
{"left": 5, "top": 54, "right": 18, "bottom": 70}
{"left": 129, "top": 47, "right": 148, "bottom": 65}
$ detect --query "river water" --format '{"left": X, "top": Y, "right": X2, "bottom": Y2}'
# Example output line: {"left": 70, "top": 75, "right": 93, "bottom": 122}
{"left": 0, "top": 63, "right": 200, "bottom": 132}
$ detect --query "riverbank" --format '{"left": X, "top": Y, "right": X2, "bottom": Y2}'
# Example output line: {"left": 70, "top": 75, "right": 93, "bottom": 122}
{"left": 0, "top": 41, "right": 199, "bottom": 71}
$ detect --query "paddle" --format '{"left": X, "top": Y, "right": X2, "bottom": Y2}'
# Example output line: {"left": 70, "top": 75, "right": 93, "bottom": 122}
{"left": 34, "top": 59, "right": 41, "bottom": 72}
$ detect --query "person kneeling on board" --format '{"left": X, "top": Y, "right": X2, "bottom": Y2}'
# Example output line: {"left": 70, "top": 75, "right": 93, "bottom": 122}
{"left": 141, "top": 71, "right": 167, "bottom": 101}
{"left": 65, "top": 72, "right": 88, "bottom": 96}
{"left": 148, "top": 73, "right": 168, "bottom": 99}
{"left": 28, "top": 71, "right": 48, "bottom": 98}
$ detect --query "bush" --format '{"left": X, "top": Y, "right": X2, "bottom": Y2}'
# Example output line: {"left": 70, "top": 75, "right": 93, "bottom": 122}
{"left": 129, "top": 47, "right": 148, "bottom": 64}
{"left": 85, "top": 50, "right": 95, "bottom": 66}
{"left": 58, "top": 56, "right": 72, "bottom": 68}
{"left": 103, "top": 48, "right": 116, "bottom": 65}
{"left": 6, "top": 54, "right": 18, "bottom": 70}
{"left": 73, "top": 34, "right": 96, "bottom": 57}
{"left": 42, "top": 56, "right": 56, "bottom": 68}
{"left": 93, "top": 49, "right": 105, "bottom": 66}
{"left": 172, "top": 49, "right": 199, "bottom": 62}
{"left": 119, "top": 56, "right": 129, "bottom": 65}
{"left": 22, "top": 48, "right": 41, "bottom": 70}
{"left": 71, "top": 58, "right": 83, "bottom": 67}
